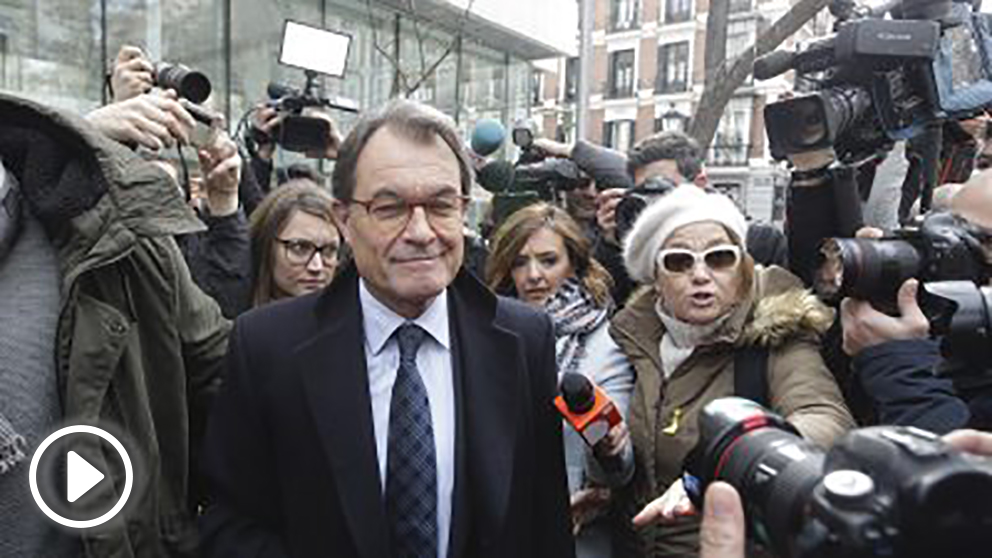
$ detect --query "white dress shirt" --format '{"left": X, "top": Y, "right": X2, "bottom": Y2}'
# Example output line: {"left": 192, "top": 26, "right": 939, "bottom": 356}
{"left": 360, "top": 279, "right": 455, "bottom": 558}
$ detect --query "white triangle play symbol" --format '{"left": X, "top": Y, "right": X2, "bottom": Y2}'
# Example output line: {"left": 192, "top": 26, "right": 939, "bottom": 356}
{"left": 66, "top": 451, "right": 105, "bottom": 503}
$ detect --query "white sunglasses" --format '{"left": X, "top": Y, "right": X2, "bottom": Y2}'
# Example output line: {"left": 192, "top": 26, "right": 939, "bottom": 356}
{"left": 656, "top": 245, "right": 742, "bottom": 275}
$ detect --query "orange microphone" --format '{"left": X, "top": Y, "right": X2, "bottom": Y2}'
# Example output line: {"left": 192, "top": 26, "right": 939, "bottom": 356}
{"left": 555, "top": 372, "right": 623, "bottom": 448}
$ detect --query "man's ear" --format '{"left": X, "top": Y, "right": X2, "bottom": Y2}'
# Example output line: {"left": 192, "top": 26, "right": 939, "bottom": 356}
{"left": 332, "top": 200, "right": 352, "bottom": 244}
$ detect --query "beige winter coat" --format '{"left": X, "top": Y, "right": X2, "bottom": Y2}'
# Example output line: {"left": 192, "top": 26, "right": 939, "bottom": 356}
{"left": 609, "top": 265, "right": 855, "bottom": 558}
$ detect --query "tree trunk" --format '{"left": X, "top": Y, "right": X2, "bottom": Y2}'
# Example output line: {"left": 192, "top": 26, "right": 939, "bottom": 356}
{"left": 704, "top": 0, "right": 731, "bottom": 88}
{"left": 689, "top": 0, "right": 831, "bottom": 149}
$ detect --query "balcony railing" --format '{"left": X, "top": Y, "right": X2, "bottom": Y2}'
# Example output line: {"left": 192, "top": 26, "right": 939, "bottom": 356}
{"left": 708, "top": 143, "right": 750, "bottom": 167}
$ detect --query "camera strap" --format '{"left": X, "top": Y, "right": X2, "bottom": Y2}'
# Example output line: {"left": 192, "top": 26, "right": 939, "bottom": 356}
{"left": 734, "top": 345, "right": 770, "bottom": 408}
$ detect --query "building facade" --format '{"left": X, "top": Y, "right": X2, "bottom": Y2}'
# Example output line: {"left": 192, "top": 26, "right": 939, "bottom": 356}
{"left": 535, "top": 0, "right": 832, "bottom": 224}
{"left": 0, "top": 0, "right": 575, "bottom": 144}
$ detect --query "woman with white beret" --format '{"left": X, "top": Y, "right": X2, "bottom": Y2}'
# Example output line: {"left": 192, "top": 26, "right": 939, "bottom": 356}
{"left": 608, "top": 185, "right": 854, "bottom": 558}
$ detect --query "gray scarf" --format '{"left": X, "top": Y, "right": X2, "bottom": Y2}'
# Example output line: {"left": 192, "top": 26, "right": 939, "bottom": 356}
{"left": 545, "top": 277, "right": 612, "bottom": 377}
{"left": 0, "top": 159, "right": 27, "bottom": 476}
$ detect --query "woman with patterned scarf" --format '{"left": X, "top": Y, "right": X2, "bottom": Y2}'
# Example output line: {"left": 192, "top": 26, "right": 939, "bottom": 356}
{"left": 486, "top": 202, "right": 635, "bottom": 558}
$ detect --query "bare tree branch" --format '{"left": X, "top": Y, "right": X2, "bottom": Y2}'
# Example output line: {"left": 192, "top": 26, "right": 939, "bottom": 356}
{"left": 365, "top": 0, "right": 411, "bottom": 95}
{"left": 689, "top": 0, "right": 831, "bottom": 149}
{"left": 403, "top": 0, "right": 477, "bottom": 96}
{"left": 407, "top": 0, "right": 429, "bottom": 77}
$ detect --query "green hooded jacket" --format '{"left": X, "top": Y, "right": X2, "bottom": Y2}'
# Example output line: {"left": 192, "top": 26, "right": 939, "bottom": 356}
{"left": 0, "top": 93, "right": 230, "bottom": 557}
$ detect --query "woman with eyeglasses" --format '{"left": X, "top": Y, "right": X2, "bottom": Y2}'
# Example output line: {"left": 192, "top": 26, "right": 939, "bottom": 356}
{"left": 248, "top": 179, "right": 341, "bottom": 307}
{"left": 609, "top": 185, "right": 854, "bottom": 558}
{"left": 485, "top": 203, "right": 635, "bottom": 558}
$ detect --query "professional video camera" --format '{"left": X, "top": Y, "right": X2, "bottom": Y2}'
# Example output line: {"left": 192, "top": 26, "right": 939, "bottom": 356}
{"left": 251, "top": 21, "right": 359, "bottom": 154}
{"left": 683, "top": 397, "right": 992, "bottom": 558}
{"left": 757, "top": 0, "right": 992, "bottom": 162}
{"left": 154, "top": 62, "right": 212, "bottom": 104}
{"left": 919, "top": 280, "right": 992, "bottom": 364}
{"left": 510, "top": 121, "right": 589, "bottom": 195}
{"left": 614, "top": 176, "right": 679, "bottom": 243}
{"left": 814, "top": 211, "right": 991, "bottom": 306}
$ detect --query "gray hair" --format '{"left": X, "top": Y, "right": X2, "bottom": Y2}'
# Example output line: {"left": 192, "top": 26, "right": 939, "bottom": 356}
{"left": 331, "top": 99, "right": 474, "bottom": 201}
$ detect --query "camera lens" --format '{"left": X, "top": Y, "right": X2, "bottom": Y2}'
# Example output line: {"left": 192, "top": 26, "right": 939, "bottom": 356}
{"left": 156, "top": 63, "right": 212, "bottom": 104}
{"left": 815, "top": 237, "right": 922, "bottom": 304}
{"left": 687, "top": 398, "right": 825, "bottom": 557}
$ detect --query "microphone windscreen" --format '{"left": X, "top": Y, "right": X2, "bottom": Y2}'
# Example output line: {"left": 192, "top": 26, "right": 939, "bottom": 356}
{"left": 753, "top": 50, "right": 795, "bottom": 81}
{"left": 267, "top": 82, "right": 296, "bottom": 100}
{"left": 471, "top": 119, "right": 506, "bottom": 157}
{"left": 476, "top": 160, "right": 515, "bottom": 194}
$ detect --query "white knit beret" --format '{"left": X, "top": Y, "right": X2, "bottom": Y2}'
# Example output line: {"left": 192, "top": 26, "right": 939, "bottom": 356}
{"left": 622, "top": 185, "right": 748, "bottom": 284}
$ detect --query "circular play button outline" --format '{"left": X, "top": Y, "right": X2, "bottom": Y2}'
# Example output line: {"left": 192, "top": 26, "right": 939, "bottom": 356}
{"left": 28, "top": 425, "right": 134, "bottom": 529}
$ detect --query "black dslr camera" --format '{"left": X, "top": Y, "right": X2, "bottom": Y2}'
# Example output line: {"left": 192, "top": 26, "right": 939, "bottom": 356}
{"left": 814, "top": 211, "right": 991, "bottom": 306}
{"left": 614, "top": 176, "right": 679, "bottom": 244}
{"left": 509, "top": 123, "right": 589, "bottom": 197}
{"left": 918, "top": 280, "right": 992, "bottom": 365}
{"left": 683, "top": 397, "right": 992, "bottom": 558}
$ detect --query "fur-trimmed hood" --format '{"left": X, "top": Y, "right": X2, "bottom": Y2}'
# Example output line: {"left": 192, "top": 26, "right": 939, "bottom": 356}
{"left": 739, "top": 279, "right": 834, "bottom": 348}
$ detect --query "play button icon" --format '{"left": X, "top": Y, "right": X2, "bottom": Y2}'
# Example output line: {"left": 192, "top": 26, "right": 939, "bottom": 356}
{"left": 66, "top": 450, "right": 106, "bottom": 503}
{"left": 29, "top": 425, "right": 134, "bottom": 529}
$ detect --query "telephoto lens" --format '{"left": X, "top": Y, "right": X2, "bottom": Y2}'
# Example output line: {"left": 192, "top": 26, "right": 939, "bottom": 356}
{"left": 155, "top": 62, "right": 212, "bottom": 104}
{"left": 682, "top": 397, "right": 825, "bottom": 558}
{"left": 814, "top": 212, "right": 989, "bottom": 306}
{"left": 683, "top": 397, "right": 992, "bottom": 558}
{"left": 814, "top": 236, "right": 922, "bottom": 305}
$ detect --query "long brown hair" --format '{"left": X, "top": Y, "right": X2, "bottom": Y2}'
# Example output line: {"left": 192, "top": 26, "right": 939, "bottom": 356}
{"left": 486, "top": 203, "right": 613, "bottom": 308}
{"left": 249, "top": 179, "right": 338, "bottom": 307}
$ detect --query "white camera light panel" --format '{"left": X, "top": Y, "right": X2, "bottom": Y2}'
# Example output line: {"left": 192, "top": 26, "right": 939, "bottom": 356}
{"left": 280, "top": 21, "right": 351, "bottom": 78}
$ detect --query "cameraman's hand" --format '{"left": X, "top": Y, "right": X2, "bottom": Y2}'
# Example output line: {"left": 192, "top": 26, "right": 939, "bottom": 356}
{"left": 111, "top": 46, "right": 154, "bottom": 103}
{"left": 531, "top": 138, "right": 572, "bottom": 159}
{"left": 198, "top": 132, "right": 242, "bottom": 217}
{"left": 250, "top": 104, "right": 282, "bottom": 160}
{"left": 596, "top": 188, "right": 626, "bottom": 246}
{"left": 945, "top": 429, "right": 992, "bottom": 457}
{"left": 841, "top": 278, "right": 930, "bottom": 357}
{"left": 302, "top": 109, "right": 343, "bottom": 160}
{"left": 633, "top": 478, "right": 695, "bottom": 527}
{"left": 87, "top": 90, "right": 195, "bottom": 150}
{"left": 699, "top": 482, "right": 746, "bottom": 558}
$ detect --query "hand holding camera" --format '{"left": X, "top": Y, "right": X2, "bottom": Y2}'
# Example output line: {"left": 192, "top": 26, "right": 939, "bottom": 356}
{"left": 86, "top": 89, "right": 195, "bottom": 150}
{"left": 111, "top": 46, "right": 155, "bottom": 103}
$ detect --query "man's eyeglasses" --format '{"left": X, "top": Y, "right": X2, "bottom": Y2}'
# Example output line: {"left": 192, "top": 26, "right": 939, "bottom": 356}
{"left": 656, "top": 245, "right": 742, "bottom": 275}
{"left": 348, "top": 192, "right": 469, "bottom": 234}
{"left": 277, "top": 238, "right": 339, "bottom": 267}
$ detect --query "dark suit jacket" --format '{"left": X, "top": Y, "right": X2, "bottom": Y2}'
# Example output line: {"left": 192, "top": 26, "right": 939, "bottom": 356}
{"left": 200, "top": 264, "right": 575, "bottom": 558}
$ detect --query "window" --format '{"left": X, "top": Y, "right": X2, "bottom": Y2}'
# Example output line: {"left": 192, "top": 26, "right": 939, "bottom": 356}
{"left": 730, "top": 0, "right": 753, "bottom": 13}
{"left": 726, "top": 19, "right": 756, "bottom": 62}
{"left": 656, "top": 42, "right": 689, "bottom": 93}
{"left": 564, "top": 57, "right": 579, "bottom": 102}
{"left": 664, "top": 0, "right": 692, "bottom": 24}
{"left": 531, "top": 70, "right": 544, "bottom": 105}
{"left": 603, "top": 120, "right": 636, "bottom": 151}
{"left": 608, "top": 49, "right": 635, "bottom": 98}
{"left": 710, "top": 98, "right": 751, "bottom": 166}
{"left": 611, "top": 0, "right": 641, "bottom": 32}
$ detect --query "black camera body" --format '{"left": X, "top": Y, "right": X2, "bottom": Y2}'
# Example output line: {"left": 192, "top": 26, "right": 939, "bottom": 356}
{"left": 154, "top": 62, "right": 211, "bottom": 104}
{"left": 815, "top": 211, "right": 991, "bottom": 305}
{"left": 760, "top": 0, "right": 992, "bottom": 161}
{"left": 684, "top": 397, "right": 992, "bottom": 558}
{"left": 614, "top": 176, "right": 679, "bottom": 244}
{"left": 264, "top": 81, "right": 358, "bottom": 154}
{"left": 918, "top": 280, "right": 992, "bottom": 366}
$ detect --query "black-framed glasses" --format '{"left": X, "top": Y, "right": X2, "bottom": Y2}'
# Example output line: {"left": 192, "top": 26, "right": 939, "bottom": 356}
{"left": 349, "top": 192, "right": 470, "bottom": 234}
{"left": 276, "top": 238, "right": 339, "bottom": 267}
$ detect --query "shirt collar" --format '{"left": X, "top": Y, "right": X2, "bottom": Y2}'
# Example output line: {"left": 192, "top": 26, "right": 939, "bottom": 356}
{"left": 359, "top": 278, "right": 450, "bottom": 356}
